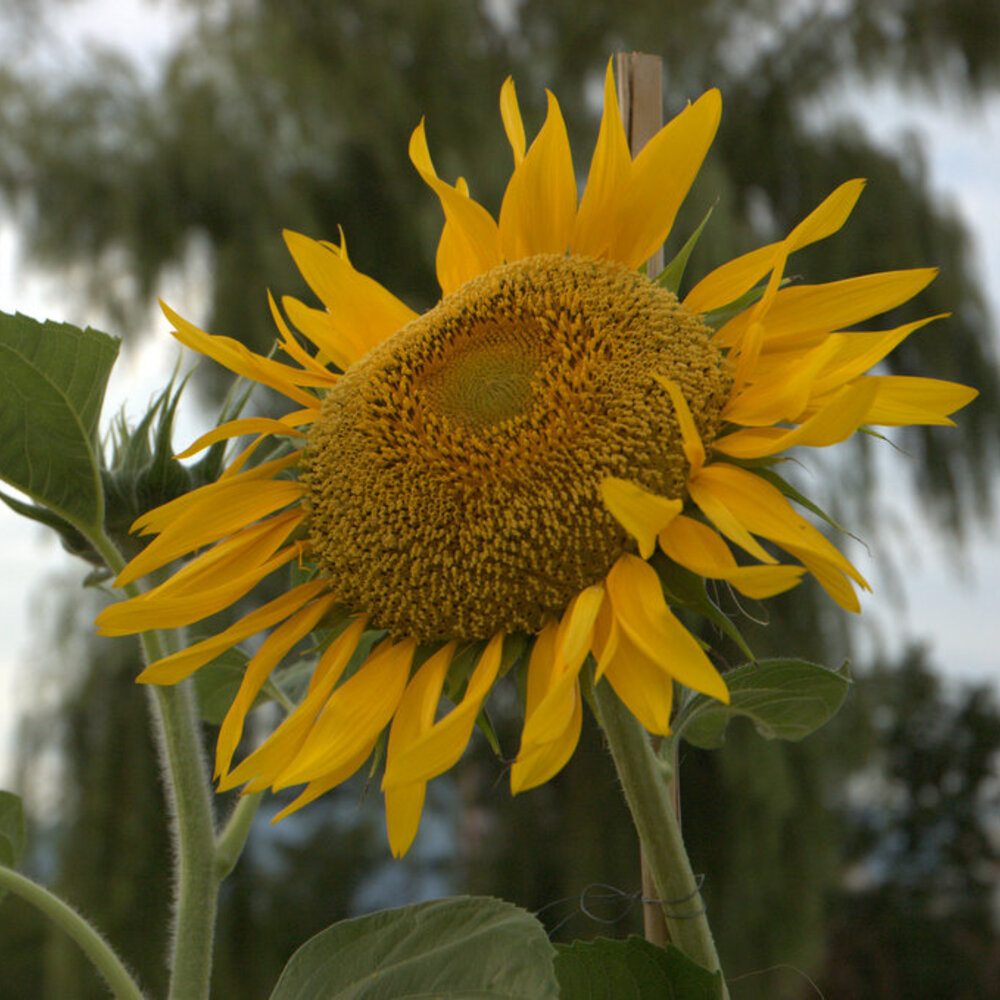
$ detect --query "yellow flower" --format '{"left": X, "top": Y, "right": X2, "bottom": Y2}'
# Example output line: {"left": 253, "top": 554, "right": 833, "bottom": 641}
{"left": 95, "top": 61, "right": 976, "bottom": 856}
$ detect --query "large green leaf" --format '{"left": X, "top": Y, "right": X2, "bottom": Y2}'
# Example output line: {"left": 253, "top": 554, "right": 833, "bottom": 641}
{"left": 0, "top": 312, "right": 119, "bottom": 531}
{"left": 555, "top": 937, "right": 724, "bottom": 1000}
{"left": 675, "top": 658, "right": 851, "bottom": 750}
{"left": 269, "top": 896, "right": 559, "bottom": 1000}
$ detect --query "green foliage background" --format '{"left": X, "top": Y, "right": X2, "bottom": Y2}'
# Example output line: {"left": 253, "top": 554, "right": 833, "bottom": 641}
{"left": 0, "top": 2, "right": 998, "bottom": 998}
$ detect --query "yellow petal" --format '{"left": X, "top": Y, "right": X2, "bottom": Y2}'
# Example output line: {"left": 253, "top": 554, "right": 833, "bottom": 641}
{"left": 281, "top": 296, "right": 371, "bottom": 372}
{"left": 600, "top": 477, "right": 682, "bottom": 559}
{"left": 555, "top": 583, "right": 606, "bottom": 670}
{"left": 687, "top": 472, "right": 777, "bottom": 565}
{"left": 384, "top": 633, "right": 502, "bottom": 788}
{"left": 385, "top": 644, "right": 457, "bottom": 759}
{"left": 511, "top": 617, "right": 586, "bottom": 794}
{"left": 216, "top": 592, "right": 340, "bottom": 779}
{"left": 384, "top": 782, "right": 428, "bottom": 858}
{"left": 572, "top": 58, "right": 631, "bottom": 259}
{"left": 714, "top": 269, "right": 938, "bottom": 349}
{"left": 606, "top": 554, "right": 729, "bottom": 703}
{"left": 131, "top": 452, "right": 299, "bottom": 535}
{"left": 599, "top": 630, "right": 675, "bottom": 735}
{"left": 808, "top": 316, "right": 944, "bottom": 396}
{"left": 409, "top": 120, "right": 502, "bottom": 289}
{"left": 659, "top": 514, "right": 738, "bottom": 571}
{"left": 658, "top": 515, "right": 805, "bottom": 599}
{"left": 134, "top": 579, "right": 331, "bottom": 684}
{"left": 651, "top": 375, "right": 706, "bottom": 472}
{"left": 144, "top": 510, "right": 302, "bottom": 599}
{"left": 219, "top": 618, "right": 368, "bottom": 791}
{"left": 714, "top": 378, "right": 879, "bottom": 458}
{"left": 115, "top": 479, "right": 305, "bottom": 587}
{"left": 684, "top": 241, "right": 783, "bottom": 316}
{"left": 858, "top": 376, "right": 979, "bottom": 426}
{"left": 716, "top": 565, "right": 806, "bottom": 599}
{"left": 161, "top": 302, "right": 320, "bottom": 409}
{"left": 173, "top": 415, "right": 308, "bottom": 460}
{"left": 274, "top": 638, "right": 416, "bottom": 788}
{"left": 785, "top": 179, "right": 866, "bottom": 252}
{"left": 283, "top": 230, "right": 417, "bottom": 361}
{"left": 267, "top": 290, "right": 340, "bottom": 383}
{"left": 271, "top": 742, "right": 375, "bottom": 823}
{"left": 521, "top": 587, "right": 603, "bottom": 747}
{"left": 722, "top": 336, "right": 844, "bottom": 426}
{"left": 499, "top": 77, "right": 526, "bottom": 166}
{"left": 684, "top": 180, "right": 864, "bottom": 315}
{"left": 97, "top": 540, "right": 302, "bottom": 634}
{"left": 607, "top": 90, "right": 722, "bottom": 269}
{"left": 499, "top": 90, "right": 577, "bottom": 260}
{"left": 591, "top": 592, "right": 619, "bottom": 682}
{"left": 435, "top": 176, "right": 477, "bottom": 296}
{"left": 690, "top": 463, "right": 867, "bottom": 587}
{"left": 510, "top": 683, "right": 582, "bottom": 794}
{"left": 782, "top": 543, "right": 862, "bottom": 612}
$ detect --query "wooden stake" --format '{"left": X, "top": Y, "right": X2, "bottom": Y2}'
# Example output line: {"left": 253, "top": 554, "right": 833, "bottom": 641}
{"left": 614, "top": 50, "right": 672, "bottom": 949}
{"left": 615, "top": 51, "right": 665, "bottom": 279}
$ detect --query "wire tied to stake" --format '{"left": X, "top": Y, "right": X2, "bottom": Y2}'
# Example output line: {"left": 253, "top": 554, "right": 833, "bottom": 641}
{"left": 539, "top": 877, "right": 709, "bottom": 937}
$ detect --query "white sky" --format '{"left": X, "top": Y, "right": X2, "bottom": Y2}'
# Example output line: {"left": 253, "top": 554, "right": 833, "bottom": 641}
{"left": 1, "top": 3, "right": 999, "bottom": 780}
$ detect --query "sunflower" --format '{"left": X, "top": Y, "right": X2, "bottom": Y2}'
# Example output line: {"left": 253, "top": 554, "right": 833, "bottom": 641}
{"left": 95, "top": 61, "right": 976, "bottom": 856}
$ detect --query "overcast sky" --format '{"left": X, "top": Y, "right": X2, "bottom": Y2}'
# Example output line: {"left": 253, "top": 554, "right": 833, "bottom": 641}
{"left": 2, "top": 1, "right": 999, "bottom": 781}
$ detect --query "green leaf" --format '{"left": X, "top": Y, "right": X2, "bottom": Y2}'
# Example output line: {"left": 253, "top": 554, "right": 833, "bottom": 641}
{"left": 675, "top": 658, "right": 852, "bottom": 750}
{"left": 269, "top": 896, "right": 559, "bottom": 1000}
{"left": 0, "top": 791, "right": 27, "bottom": 874}
{"left": 0, "top": 312, "right": 119, "bottom": 532}
{"left": 555, "top": 936, "right": 724, "bottom": 1000}
{"left": 657, "top": 204, "right": 715, "bottom": 294}
{"left": 194, "top": 649, "right": 251, "bottom": 726}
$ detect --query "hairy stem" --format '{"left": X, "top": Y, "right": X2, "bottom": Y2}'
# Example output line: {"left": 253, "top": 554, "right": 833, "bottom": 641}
{"left": 93, "top": 529, "right": 220, "bottom": 1000}
{"left": 0, "top": 866, "right": 148, "bottom": 1000}
{"left": 592, "top": 678, "right": 728, "bottom": 995}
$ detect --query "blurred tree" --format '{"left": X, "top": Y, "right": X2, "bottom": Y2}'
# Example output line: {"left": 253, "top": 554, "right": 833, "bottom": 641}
{"left": 820, "top": 647, "right": 1000, "bottom": 1000}
{"left": 1, "top": 2, "right": 999, "bottom": 998}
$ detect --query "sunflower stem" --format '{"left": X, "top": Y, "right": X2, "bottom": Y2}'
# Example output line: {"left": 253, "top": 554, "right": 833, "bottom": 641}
{"left": 92, "top": 528, "right": 221, "bottom": 1000}
{"left": 0, "top": 865, "right": 148, "bottom": 1000}
{"left": 592, "top": 678, "right": 728, "bottom": 995}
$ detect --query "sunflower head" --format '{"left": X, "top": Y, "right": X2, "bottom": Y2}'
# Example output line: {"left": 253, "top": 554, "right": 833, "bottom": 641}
{"left": 303, "top": 253, "right": 730, "bottom": 643}
{"left": 95, "top": 58, "right": 976, "bottom": 857}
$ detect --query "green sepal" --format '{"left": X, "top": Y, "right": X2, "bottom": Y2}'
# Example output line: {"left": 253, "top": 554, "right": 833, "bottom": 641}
{"left": 555, "top": 935, "right": 724, "bottom": 1000}
{"left": 699, "top": 275, "right": 792, "bottom": 329}
{"left": 500, "top": 630, "right": 530, "bottom": 677}
{"left": 366, "top": 727, "right": 388, "bottom": 783}
{"left": 673, "top": 658, "right": 852, "bottom": 750}
{"left": 656, "top": 204, "right": 715, "bottom": 295}
{"left": 475, "top": 706, "right": 503, "bottom": 757}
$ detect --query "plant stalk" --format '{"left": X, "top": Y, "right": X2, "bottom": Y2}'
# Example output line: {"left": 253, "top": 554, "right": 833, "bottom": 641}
{"left": 93, "top": 528, "right": 220, "bottom": 1000}
{"left": 0, "top": 865, "right": 148, "bottom": 1000}
{"left": 592, "top": 678, "right": 728, "bottom": 996}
